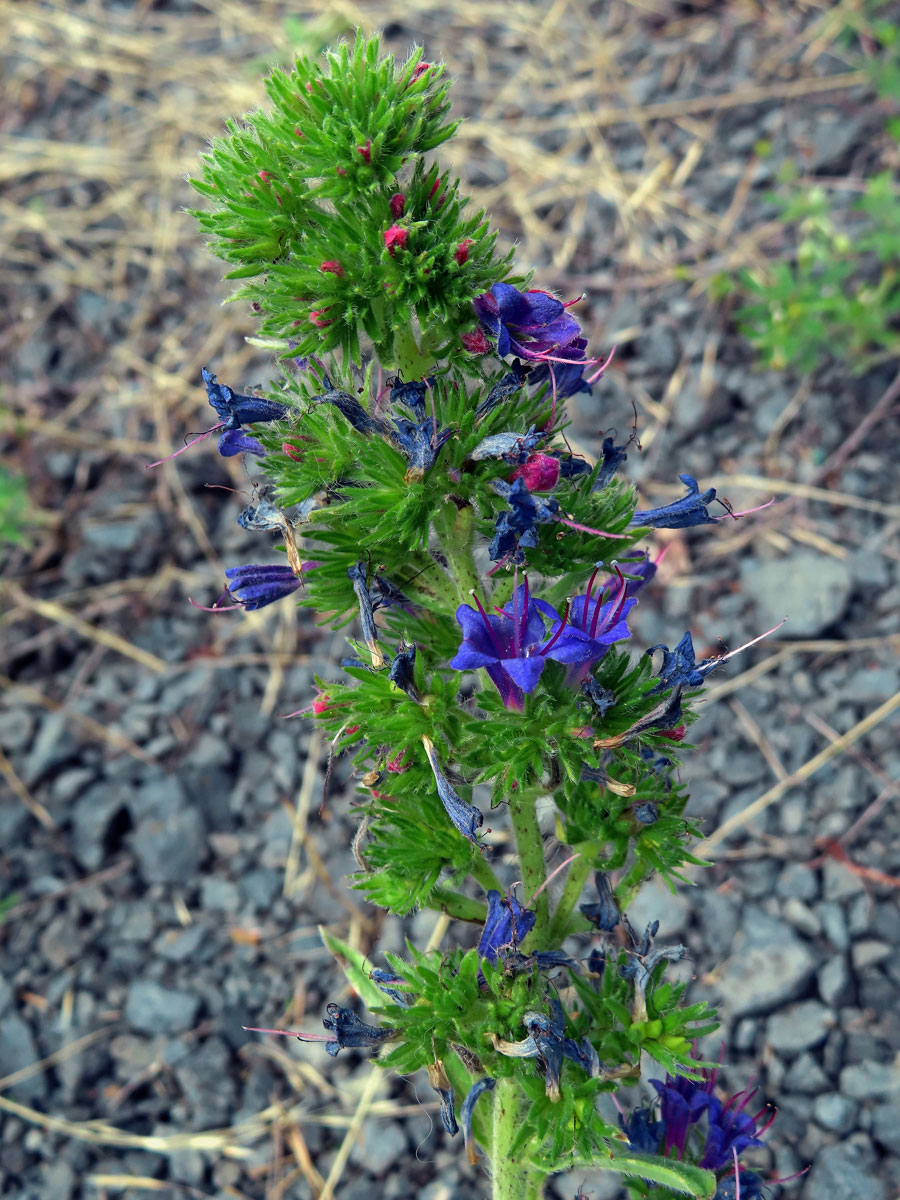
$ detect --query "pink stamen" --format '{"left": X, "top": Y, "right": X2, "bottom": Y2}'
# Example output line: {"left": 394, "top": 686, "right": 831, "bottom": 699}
{"left": 512, "top": 565, "right": 521, "bottom": 656}
{"left": 486, "top": 556, "right": 512, "bottom": 577}
{"left": 519, "top": 574, "right": 530, "bottom": 654}
{"left": 582, "top": 563, "right": 602, "bottom": 630}
{"left": 145, "top": 422, "right": 226, "bottom": 469}
{"left": 544, "top": 364, "right": 558, "bottom": 430}
{"left": 562, "top": 293, "right": 585, "bottom": 309}
{"left": 712, "top": 618, "right": 787, "bottom": 667}
{"left": 428, "top": 376, "right": 438, "bottom": 450}
{"left": 471, "top": 591, "right": 505, "bottom": 658}
{"left": 733, "top": 1148, "right": 741, "bottom": 1200}
{"left": 529, "top": 852, "right": 579, "bottom": 905}
{"left": 585, "top": 344, "right": 616, "bottom": 387}
{"left": 187, "top": 593, "right": 240, "bottom": 613}
{"left": 534, "top": 349, "right": 602, "bottom": 367}
{"left": 540, "top": 600, "right": 571, "bottom": 656}
{"left": 598, "top": 565, "right": 628, "bottom": 637}
{"left": 560, "top": 517, "right": 631, "bottom": 540}
{"left": 242, "top": 1025, "right": 334, "bottom": 1042}
{"left": 716, "top": 496, "right": 776, "bottom": 521}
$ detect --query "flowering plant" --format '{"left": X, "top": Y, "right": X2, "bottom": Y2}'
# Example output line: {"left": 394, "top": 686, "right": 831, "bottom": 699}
{"left": 170, "top": 33, "right": 785, "bottom": 1200}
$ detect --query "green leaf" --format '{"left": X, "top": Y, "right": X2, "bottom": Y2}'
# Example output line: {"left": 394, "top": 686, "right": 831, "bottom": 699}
{"left": 319, "top": 927, "right": 385, "bottom": 1010}
{"left": 605, "top": 1149, "right": 716, "bottom": 1197}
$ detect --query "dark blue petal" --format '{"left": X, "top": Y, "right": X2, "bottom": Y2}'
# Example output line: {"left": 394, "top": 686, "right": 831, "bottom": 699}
{"left": 321, "top": 1003, "right": 397, "bottom": 1056}
{"left": 461, "top": 1077, "right": 496, "bottom": 1164}
{"left": 202, "top": 367, "right": 288, "bottom": 431}
{"left": 217, "top": 429, "right": 265, "bottom": 457}
{"left": 632, "top": 474, "right": 718, "bottom": 529}
{"left": 478, "top": 890, "right": 537, "bottom": 962}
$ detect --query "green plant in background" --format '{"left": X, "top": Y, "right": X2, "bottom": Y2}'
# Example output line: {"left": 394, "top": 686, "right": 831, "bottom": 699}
{"left": 719, "top": 6, "right": 900, "bottom": 373}
{"left": 0, "top": 466, "right": 34, "bottom": 548}
{"left": 171, "top": 33, "right": 785, "bottom": 1200}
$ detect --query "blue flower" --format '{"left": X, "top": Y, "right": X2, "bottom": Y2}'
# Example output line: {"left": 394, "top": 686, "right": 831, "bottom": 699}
{"left": 320, "top": 1003, "right": 398, "bottom": 1057}
{"left": 460, "top": 1077, "right": 496, "bottom": 1164}
{"left": 348, "top": 561, "right": 384, "bottom": 668}
{"left": 529, "top": 336, "right": 593, "bottom": 398}
{"left": 420, "top": 735, "right": 484, "bottom": 844}
{"left": 489, "top": 477, "right": 560, "bottom": 563}
{"left": 224, "top": 563, "right": 303, "bottom": 610}
{"left": 474, "top": 361, "right": 530, "bottom": 420}
{"left": 590, "top": 435, "right": 629, "bottom": 492}
{"left": 473, "top": 284, "right": 582, "bottom": 361}
{"left": 217, "top": 429, "right": 265, "bottom": 457}
{"left": 647, "top": 631, "right": 720, "bottom": 692}
{"left": 427, "top": 1061, "right": 458, "bottom": 1136}
{"left": 699, "top": 1088, "right": 767, "bottom": 1172}
{"left": 369, "top": 968, "right": 412, "bottom": 1008}
{"left": 632, "top": 474, "right": 718, "bottom": 529}
{"left": 650, "top": 1072, "right": 716, "bottom": 1158}
{"left": 388, "top": 375, "right": 435, "bottom": 418}
{"left": 542, "top": 565, "right": 636, "bottom": 686}
{"left": 579, "top": 870, "right": 621, "bottom": 931}
{"left": 202, "top": 367, "right": 288, "bottom": 431}
{"left": 619, "top": 1105, "right": 665, "bottom": 1154}
{"left": 389, "top": 416, "right": 453, "bottom": 481}
{"left": 478, "top": 889, "right": 537, "bottom": 962}
{"left": 448, "top": 580, "right": 567, "bottom": 710}
{"left": 314, "top": 379, "right": 391, "bottom": 437}
{"left": 388, "top": 641, "right": 422, "bottom": 704}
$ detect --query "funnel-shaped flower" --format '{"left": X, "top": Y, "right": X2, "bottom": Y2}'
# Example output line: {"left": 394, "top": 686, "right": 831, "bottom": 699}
{"left": 449, "top": 581, "right": 563, "bottom": 709}
{"left": 542, "top": 565, "right": 636, "bottom": 686}
{"left": 224, "top": 563, "right": 303, "bottom": 610}
{"left": 473, "top": 283, "right": 582, "bottom": 361}
{"left": 203, "top": 367, "right": 288, "bottom": 431}
{"left": 632, "top": 474, "right": 718, "bottom": 529}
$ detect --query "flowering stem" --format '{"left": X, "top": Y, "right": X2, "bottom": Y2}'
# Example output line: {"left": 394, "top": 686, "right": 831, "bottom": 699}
{"left": 507, "top": 791, "right": 549, "bottom": 942}
{"left": 492, "top": 1077, "right": 545, "bottom": 1200}
{"left": 429, "top": 886, "right": 488, "bottom": 923}
{"left": 393, "top": 324, "right": 434, "bottom": 379}
{"left": 433, "top": 501, "right": 480, "bottom": 607}
{"left": 548, "top": 844, "right": 597, "bottom": 942}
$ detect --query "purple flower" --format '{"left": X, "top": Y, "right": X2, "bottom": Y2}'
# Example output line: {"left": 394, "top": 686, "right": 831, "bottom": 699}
{"left": 650, "top": 1073, "right": 716, "bottom": 1158}
{"left": 217, "top": 429, "right": 265, "bottom": 457}
{"left": 542, "top": 565, "right": 636, "bottom": 686}
{"left": 448, "top": 580, "right": 563, "bottom": 709}
{"left": 529, "top": 336, "right": 593, "bottom": 398}
{"left": 579, "top": 870, "right": 621, "bottom": 931}
{"left": 478, "top": 889, "right": 537, "bottom": 962}
{"left": 202, "top": 367, "right": 288, "bottom": 431}
{"left": 473, "top": 283, "right": 582, "bottom": 362}
{"left": 225, "top": 563, "right": 302, "bottom": 610}
{"left": 700, "top": 1088, "right": 767, "bottom": 1172}
{"left": 632, "top": 474, "right": 718, "bottom": 529}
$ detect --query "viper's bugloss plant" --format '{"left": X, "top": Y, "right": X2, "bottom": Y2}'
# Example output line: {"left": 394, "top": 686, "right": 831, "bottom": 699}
{"left": 172, "top": 33, "right": 790, "bottom": 1200}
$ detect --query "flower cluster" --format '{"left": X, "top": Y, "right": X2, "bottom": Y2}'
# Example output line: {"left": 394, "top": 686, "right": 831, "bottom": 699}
{"left": 182, "top": 37, "right": 787, "bottom": 1200}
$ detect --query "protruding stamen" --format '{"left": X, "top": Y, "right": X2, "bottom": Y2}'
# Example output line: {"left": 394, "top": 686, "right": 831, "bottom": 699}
{"left": 583, "top": 562, "right": 602, "bottom": 629}
{"left": 146, "top": 422, "right": 225, "bottom": 469}
{"left": 585, "top": 344, "right": 616, "bottom": 387}
{"left": 712, "top": 618, "right": 787, "bottom": 667}
{"left": 716, "top": 496, "right": 776, "bottom": 521}
{"left": 540, "top": 599, "right": 571, "bottom": 656}
{"left": 559, "top": 517, "right": 631, "bottom": 540}
{"left": 471, "top": 590, "right": 504, "bottom": 658}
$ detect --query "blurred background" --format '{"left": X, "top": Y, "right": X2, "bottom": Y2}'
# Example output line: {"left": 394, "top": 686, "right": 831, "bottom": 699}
{"left": 2, "top": 1, "right": 899, "bottom": 1197}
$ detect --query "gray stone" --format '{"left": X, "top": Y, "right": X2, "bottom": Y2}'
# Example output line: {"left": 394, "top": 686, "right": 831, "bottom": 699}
{"left": 628, "top": 875, "right": 691, "bottom": 936}
{"left": 775, "top": 862, "right": 819, "bottom": 902}
{"left": 0, "top": 1014, "right": 46, "bottom": 1101}
{"left": 714, "top": 909, "right": 816, "bottom": 1018}
{"left": 871, "top": 1098, "right": 900, "bottom": 1149}
{"left": 125, "top": 980, "right": 201, "bottom": 1035}
{"left": 740, "top": 553, "right": 852, "bottom": 637}
{"left": 349, "top": 1118, "right": 409, "bottom": 1177}
{"left": 0, "top": 709, "right": 34, "bottom": 753}
{"left": 0, "top": 976, "right": 13, "bottom": 1016}
{"left": 766, "top": 1000, "right": 832, "bottom": 1055}
{"left": 819, "top": 956, "right": 853, "bottom": 1007}
{"left": 240, "top": 868, "right": 282, "bottom": 910}
{"left": 781, "top": 898, "right": 821, "bottom": 938}
{"left": 130, "top": 780, "right": 206, "bottom": 886}
{"left": 852, "top": 940, "right": 891, "bottom": 971}
{"left": 23, "top": 712, "right": 76, "bottom": 785}
{"left": 174, "top": 1038, "right": 234, "bottom": 1124}
{"left": 70, "top": 782, "right": 128, "bottom": 871}
{"left": 814, "top": 1093, "right": 858, "bottom": 1133}
{"left": 154, "top": 925, "right": 206, "bottom": 963}
{"left": 783, "top": 1051, "right": 830, "bottom": 1094}
{"left": 840, "top": 1061, "right": 900, "bottom": 1100}
{"left": 818, "top": 900, "right": 850, "bottom": 950}
{"left": 200, "top": 878, "right": 240, "bottom": 912}
{"left": 823, "top": 858, "right": 866, "bottom": 901}
{"left": 805, "top": 1140, "right": 885, "bottom": 1200}
{"left": 843, "top": 665, "right": 900, "bottom": 703}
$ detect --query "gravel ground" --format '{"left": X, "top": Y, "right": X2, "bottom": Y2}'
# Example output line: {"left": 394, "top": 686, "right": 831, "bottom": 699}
{"left": 2, "top": 2, "right": 899, "bottom": 1199}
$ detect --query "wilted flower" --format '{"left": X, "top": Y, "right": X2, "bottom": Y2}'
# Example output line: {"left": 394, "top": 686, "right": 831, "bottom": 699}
{"left": 348, "top": 561, "right": 384, "bottom": 668}
{"left": 315, "top": 381, "right": 390, "bottom": 437}
{"left": 370, "top": 968, "right": 413, "bottom": 1008}
{"left": 590, "top": 435, "right": 630, "bottom": 493}
{"left": 488, "top": 477, "right": 560, "bottom": 563}
{"left": 202, "top": 367, "right": 288, "bottom": 431}
{"left": 473, "top": 283, "right": 582, "bottom": 362}
{"left": 243, "top": 1002, "right": 398, "bottom": 1057}
{"left": 579, "top": 871, "right": 621, "bottom": 931}
{"left": 460, "top": 1077, "right": 496, "bottom": 1164}
{"left": 478, "top": 889, "right": 536, "bottom": 962}
{"left": 389, "top": 416, "right": 453, "bottom": 481}
{"left": 473, "top": 361, "right": 530, "bottom": 419}
{"left": 387, "top": 375, "right": 434, "bottom": 418}
{"left": 420, "top": 734, "right": 484, "bottom": 844}
{"left": 427, "top": 1061, "right": 458, "bottom": 1136}
{"left": 632, "top": 474, "right": 718, "bottom": 529}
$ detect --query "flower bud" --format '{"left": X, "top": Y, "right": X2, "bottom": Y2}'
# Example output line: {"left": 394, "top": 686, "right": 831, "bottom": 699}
{"left": 461, "top": 328, "right": 491, "bottom": 354}
{"left": 320, "top": 260, "right": 344, "bottom": 276}
{"left": 454, "top": 238, "right": 473, "bottom": 265}
{"left": 357, "top": 139, "right": 371, "bottom": 164}
{"left": 383, "top": 224, "right": 408, "bottom": 255}
{"left": 389, "top": 192, "right": 406, "bottom": 218}
{"left": 508, "top": 452, "right": 560, "bottom": 492}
